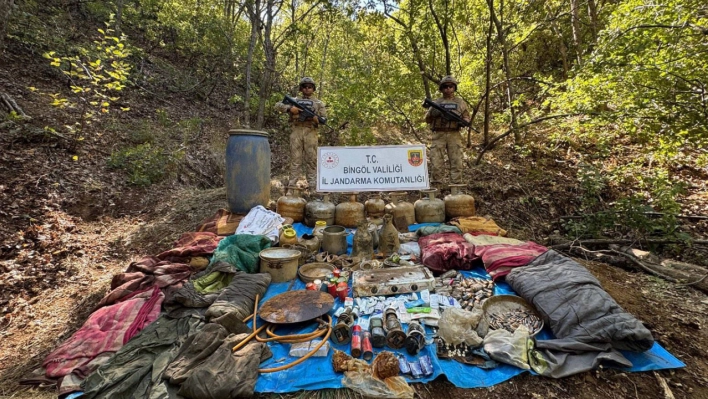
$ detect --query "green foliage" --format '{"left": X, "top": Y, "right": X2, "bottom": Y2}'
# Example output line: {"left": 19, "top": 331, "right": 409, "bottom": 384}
{"left": 108, "top": 143, "right": 182, "bottom": 186}
{"left": 563, "top": 163, "right": 685, "bottom": 239}
{"left": 39, "top": 18, "right": 131, "bottom": 137}
{"left": 552, "top": 0, "right": 708, "bottom": 163}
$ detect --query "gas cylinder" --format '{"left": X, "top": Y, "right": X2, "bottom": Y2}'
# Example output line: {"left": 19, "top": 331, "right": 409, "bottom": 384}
{"left": 392, "top": 195, "right": 416, "bottom": 230}
{"left": 444, "top": 184, "right": 476, "bottom": 219}
{"left": 414, "top": 189, "right": 445, "bottom": 223}
{"left": 365, "top": 194, "right": 386, "bottom": 219}
{"left": 378, "top": 214, "right": 400, "bottom": 257}
{"left": 304, "top": 193, "right": 336, "bottom": 227}
{"left": 384, "top": 192, "right": 401, "bottom": 215}
{"left": 335, "top": 193, "right": 365, "bottom": 228}
{"left": 276, "top": 187, "right": 307, "bottom": 222}
{"left": 351, "top": 219, "right": 374, "bottom": 260}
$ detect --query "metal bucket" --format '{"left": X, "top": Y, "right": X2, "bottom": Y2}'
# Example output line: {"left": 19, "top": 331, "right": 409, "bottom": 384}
{"left": 259, "top": 248, "right": 301, "bottom": 282}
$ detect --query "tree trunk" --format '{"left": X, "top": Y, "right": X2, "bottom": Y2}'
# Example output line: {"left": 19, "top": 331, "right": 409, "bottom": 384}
{"left": 550, "top": 22, "right": 569, "bottom": 79}
{"left": 115, "top": 0, "right": 124, "bottom": 34}
{"left": 0, "top": 0, "right": 14, "bottom": 50}
{"left": 570, "top": 0, "right": 583, "bottom": 65}
{"left": 587, "top": 0, "right": 599, "bottom": 42}
{"left": 243, "top": 0, "right": 261, "bottom": 128}
{"left": 483, "top": 14, "right": 493, "bottom": 147}
{"left": 486, "top": 0, "right": 518, "bottom": 143}
{"left": 428, "top": 0, "right": 451, "bottom": 74}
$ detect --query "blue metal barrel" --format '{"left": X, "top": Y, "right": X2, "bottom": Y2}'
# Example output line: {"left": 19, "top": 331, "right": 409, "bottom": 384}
{"left": 225, "top": 129, "right": 271, "bottom": 213}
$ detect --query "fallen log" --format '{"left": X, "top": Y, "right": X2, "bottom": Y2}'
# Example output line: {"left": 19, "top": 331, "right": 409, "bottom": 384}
{"left": 550, "top": 238, "right": 708, "bottom": 250}
{"left": 557, "top": 244, "right": 708, "bottom": 295}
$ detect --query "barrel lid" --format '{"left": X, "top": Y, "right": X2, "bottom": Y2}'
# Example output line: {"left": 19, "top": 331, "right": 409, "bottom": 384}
{"left": 229, "top": 129, "right": 269, "bottom": 137}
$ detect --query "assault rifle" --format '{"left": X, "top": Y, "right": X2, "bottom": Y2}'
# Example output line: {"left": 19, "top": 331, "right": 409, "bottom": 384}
{"left": 422, "top": 98, "right": 471, "bottom": 127}
{"left": 281, "top": 94, "right": 333, "bottom": 129}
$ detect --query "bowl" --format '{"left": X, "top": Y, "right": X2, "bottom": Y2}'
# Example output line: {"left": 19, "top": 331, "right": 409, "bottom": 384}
{"left": 298, "top": 262, "right": 335, "bottom": 283}
{"left": 482, "top": 295, "right": 544, "bottom": 336}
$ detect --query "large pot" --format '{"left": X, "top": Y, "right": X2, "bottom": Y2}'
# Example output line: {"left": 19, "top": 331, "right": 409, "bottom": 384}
{"left": 259, "top": 248, "right": 301, "bottom": 282}
{"left": 321, "top": 225, "right": 349, "bottom": 255}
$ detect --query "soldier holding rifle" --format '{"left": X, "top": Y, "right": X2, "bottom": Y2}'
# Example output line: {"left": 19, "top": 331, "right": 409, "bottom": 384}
{"left": 424, "top": 76, "right": 471, "bottom": 188}
{"left": 275, "top": 77, "right": 327, "bottom": 192}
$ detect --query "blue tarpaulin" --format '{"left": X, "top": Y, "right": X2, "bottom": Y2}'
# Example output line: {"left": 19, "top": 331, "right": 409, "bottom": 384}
{"left": 254, "top": 223, "right": 684, "bottom": 393}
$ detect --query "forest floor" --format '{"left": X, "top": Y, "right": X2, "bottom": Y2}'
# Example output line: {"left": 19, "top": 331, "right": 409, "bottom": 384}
{"left": 1, "top": 47, "right": 708, "bottom": 399}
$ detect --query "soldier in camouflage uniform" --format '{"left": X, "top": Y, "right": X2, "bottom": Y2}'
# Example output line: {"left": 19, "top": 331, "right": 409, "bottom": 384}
{"left": 424, "top": 76, "right": 471, "bottom": 187}
{"left": 275, "top": 77, "right": 327, "bottom": 191}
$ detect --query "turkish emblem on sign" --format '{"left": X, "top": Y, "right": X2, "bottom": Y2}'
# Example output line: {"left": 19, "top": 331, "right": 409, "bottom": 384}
{"left": 321, "top": 152, "right": 340, "bottom": 169}
{"left": 407, "top": 150, "right": 423, "bottom": 167}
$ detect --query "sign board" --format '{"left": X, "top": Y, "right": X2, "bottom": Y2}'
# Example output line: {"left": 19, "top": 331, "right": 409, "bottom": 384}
{"left": 317, "top": 145, "right": 429, "bottom": 192}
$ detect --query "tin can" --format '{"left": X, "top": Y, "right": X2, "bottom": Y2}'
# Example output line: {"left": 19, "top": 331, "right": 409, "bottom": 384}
{"left": 419, "top": 355, "right": 433, "bottom": 377}
{"left": 336, "top": 286, "right": 348, "bottom": 301}
{"left": 337, "top": 281, "right": 348, "bottom": 289}
{"left": 409, "top": 360, "right": 423, "bottom": 379}
{"left": 306, "top": 282, "right": 316, "bottom": 290}
{"left": 333, "top": 268, "right": 341, "bottom": 277}
{"left": 313, "top": 279, "right": 322, "bottom": 290}
{"left": 351, "top": 325, "right": 362, "bottom": 357}
{"left": 397, "top": 354, "right": 411, "bottom": 374}
{"left": 362, "top": 331, "right": 373, "bottom": 361}
{"left": 327, "top": 282, "right": 337, "bottom": 297}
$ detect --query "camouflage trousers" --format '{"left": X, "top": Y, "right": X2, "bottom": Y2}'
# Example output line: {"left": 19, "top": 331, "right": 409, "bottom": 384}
{"left": 288, "top": 125, "right": 319, "bottom": 188}
{"left": 429, "top": 130, "right": 463, "bottom": 185}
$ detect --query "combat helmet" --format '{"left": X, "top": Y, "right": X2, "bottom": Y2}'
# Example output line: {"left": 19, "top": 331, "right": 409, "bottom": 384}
{"left": 299, "top": 77, "right": 316, "bottom": 91}
{"left": 438, "top": 76, "right": 458, "bottom": 91}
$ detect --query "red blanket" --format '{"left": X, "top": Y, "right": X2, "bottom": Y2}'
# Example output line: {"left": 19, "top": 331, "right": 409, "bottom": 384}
{"left": 97, "top": 256, "right": 193, "bottom": 307}
{"left": 419, "top": 232, "right": 479, "bottom": 273}
{"left": 157, "top": 232, "right": 223, "bottom": 262}
{"left": 43, "top": 286, "right": 164, "bottom": 379}
{"left": 474, "top": 242, "right": 548, "bottom": 280}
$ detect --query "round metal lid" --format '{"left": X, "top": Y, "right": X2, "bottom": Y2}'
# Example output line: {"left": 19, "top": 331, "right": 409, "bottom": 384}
{"left": 259, "top": 290, "right": 334, "bottom": 324}
{"left": 228, "top": 128, "right": 269, "bottom": 137}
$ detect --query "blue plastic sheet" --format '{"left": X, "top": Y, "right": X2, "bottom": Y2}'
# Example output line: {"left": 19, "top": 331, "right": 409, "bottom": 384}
{"left": 254, "top": 224, "right": 684, "bottom": 393}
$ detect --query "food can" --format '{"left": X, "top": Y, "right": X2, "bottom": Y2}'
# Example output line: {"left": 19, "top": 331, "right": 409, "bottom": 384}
{"left": 351, "top": 325, "right": 362, "bottom": 357}
{"left": 327, "top": 282, "right": 337, "bottom": 297}
{"left": 419, "top": 355, "right": 433, "bottom": 377}
{"left": 409, "top": 360, "right": 423, "bottom": 379}
{"left": 306, "top": 282, "right": 316, "bottom": 291}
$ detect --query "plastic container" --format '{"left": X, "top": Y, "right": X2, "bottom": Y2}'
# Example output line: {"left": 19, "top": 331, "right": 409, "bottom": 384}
{"left": 225, "top": 129, "right": 271, "bottom": 213}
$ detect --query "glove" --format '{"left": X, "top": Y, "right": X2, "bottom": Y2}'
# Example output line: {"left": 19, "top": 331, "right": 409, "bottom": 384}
{"left": 429, "top": 108, "right": 441, "bottom": 117}
{"left": 289, "top": 106, "right": 301, "bottom": 115}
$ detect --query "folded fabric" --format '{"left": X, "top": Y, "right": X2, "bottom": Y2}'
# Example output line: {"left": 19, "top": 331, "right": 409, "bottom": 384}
{"left": 205, "top": 271, "right": 272, "bottom": 321}
{"left": 97, "top": 256, "right": 193, "bottom": 307}
{"left": 43, "top": 286, "right": 164, "bottom": 379}
{"left": 449, "top": 216, "right": 507, "bottom": 236}
{"left": 163, "top": 323, "right": 230, "bottom": 384}
{"left": 415, "top": 225, "right": 462, "bottom": 237}
{"left": 528, "top": 338, "right": 633, "bottom": 378}
{"left": 197, "top": 208, "right": 244, "bottom": 236}
{"left": 80, "top": 315, "right": 205, "bottom": 399}
{"left": 157, "top": 231, "right": 224, "bottom": 262}
{"left": 167, "top": 262, "right": 236, "bottom": 308}
{"left": 462, "top": 233, "right": 523, "bottom": 246}
{"left": 473, "top": 241, "right": 548, "bottom": 280}
{"left": 418, "top": 232, "right": 479, "bottom": 273}
{"left": 177, "top": 333, "right": 272, "bottom": 399}
{"left": 209, "top": 234, "right": 272, "bottom": 273}
{"left": 506, "top": 250, "right": 654, "bottom": 352}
